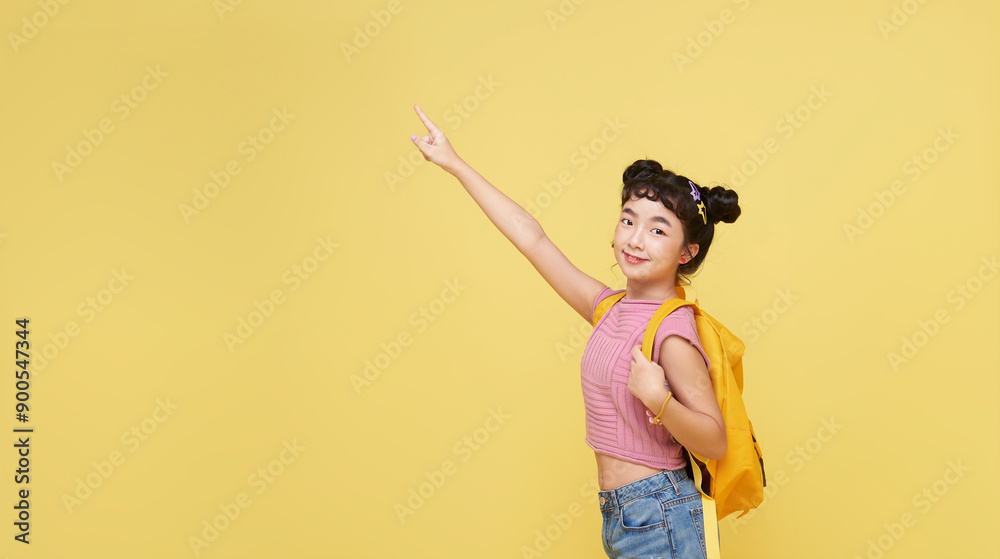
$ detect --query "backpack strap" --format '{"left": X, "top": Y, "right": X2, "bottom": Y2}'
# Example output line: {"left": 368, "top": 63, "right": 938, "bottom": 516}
{"left": 592, "top": 290, "right": 626, "bottom": 326}
{"left": 593, "top": 288, "right": 697, "bottom": 361}
{"left": 690, "top": 451, "right": 722, "bottom": 559}
{"left": 639, "top": 297, "right": 694, "bottom": 362}
{"left": 592, "top": 285, "right": 694, "bottom": 329}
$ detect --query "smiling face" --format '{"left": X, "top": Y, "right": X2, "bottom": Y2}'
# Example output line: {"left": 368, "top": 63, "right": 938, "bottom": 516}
{"left": 614, "top": 194, "right": 699, "bottom": 298}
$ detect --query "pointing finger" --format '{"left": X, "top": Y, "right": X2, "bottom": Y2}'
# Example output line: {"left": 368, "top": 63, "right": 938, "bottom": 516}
{"left": 413, "top": 103, "right": 442, "bottom": 135}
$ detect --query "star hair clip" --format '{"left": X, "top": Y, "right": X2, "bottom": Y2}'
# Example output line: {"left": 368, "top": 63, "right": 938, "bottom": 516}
{"left": 689, "top": 181, "right": 707, "bottom": 224}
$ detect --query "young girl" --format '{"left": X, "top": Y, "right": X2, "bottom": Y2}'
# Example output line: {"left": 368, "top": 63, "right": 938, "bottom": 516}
{"left": 411, "top": 104, "right": 741, "bottom": 558}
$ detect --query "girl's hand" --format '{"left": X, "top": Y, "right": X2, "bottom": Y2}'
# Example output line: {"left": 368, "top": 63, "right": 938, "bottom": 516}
{"left": 411, "top": 103, "right": 463, "bottom": 173}
{"left": 627, "top": 345, "right": 669, "bottom": 412}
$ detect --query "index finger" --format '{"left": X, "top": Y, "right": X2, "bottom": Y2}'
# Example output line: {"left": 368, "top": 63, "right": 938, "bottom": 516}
{"left": 413, "top": 103, "right": 442, "bottom": 134}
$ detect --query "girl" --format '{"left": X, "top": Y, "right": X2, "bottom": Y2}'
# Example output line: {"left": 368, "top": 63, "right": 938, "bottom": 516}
{"left": 410, "top": 103, "right": 741, "bottom": 558}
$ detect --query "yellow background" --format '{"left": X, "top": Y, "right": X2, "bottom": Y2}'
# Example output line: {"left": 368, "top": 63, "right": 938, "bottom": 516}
{"left": 2, "top": 0, "right": 998, "bottom": 557}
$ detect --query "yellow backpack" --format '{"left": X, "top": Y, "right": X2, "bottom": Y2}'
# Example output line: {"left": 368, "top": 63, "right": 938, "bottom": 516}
{"left": 593, "top": 286, "right": 766, "bottom": 555}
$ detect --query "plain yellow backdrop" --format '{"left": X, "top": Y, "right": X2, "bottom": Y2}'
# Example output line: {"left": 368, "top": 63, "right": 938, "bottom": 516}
{"left": 1, "top": 0, "right": 998, "bottom": 558}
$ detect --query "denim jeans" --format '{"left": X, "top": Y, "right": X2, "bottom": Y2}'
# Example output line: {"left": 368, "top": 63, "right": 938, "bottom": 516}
{"left": 598, "top": 467, "right": 720, "bottom": 558}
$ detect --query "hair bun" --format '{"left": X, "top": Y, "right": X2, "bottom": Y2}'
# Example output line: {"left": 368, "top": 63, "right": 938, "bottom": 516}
{"left": 622, "top": 159, "right": 663, "bottom": 183}
{"left": 705, "top": 186, "right": 741, "bottom": 224}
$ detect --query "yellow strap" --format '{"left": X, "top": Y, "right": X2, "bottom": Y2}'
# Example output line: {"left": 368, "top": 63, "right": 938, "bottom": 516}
{"left": 592, "top": 291, "right": 626, "bottom": 326}
{"left": 593, "top": 290, "right": 694, "bottom": 360}
{"left": 690, "top": 452, "right": 722, "bottom": 559}
{"left": 640, "top": 298, "right": 693, "bottom": 359}
{"left": 592, "top": 286, "right": 693, "bottom": 327}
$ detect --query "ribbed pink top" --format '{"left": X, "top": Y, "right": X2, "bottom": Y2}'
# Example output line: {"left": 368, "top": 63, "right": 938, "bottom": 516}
{"left": 580, "top": 287, "right": 712, "bottom": 470}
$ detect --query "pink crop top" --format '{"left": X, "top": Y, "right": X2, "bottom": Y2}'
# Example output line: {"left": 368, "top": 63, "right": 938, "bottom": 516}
{"left": 580, "top": 286, "right": 712, "bottom": 470}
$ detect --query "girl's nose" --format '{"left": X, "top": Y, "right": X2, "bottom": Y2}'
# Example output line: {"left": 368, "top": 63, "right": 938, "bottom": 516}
{"left": 628, "top": 230, "right": 644, "bottom": 249}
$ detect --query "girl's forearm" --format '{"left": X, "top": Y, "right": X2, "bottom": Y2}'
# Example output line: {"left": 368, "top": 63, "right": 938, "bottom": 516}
{"left": 643, "top": 387, "right": 727, "bottom": 460}
{"left": 448, "top": 159, "right": 544, "bottom": 252}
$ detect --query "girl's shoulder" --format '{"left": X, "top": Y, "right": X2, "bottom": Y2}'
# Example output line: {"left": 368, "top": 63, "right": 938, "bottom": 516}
{"left": 652, "top": 305, "right": 708, "bottom": 369}
{"left": 590, "top": 286, "right": 623, "bottom": 318}
{"left": 657, "top": 303, "right": 697, "bottom": 330}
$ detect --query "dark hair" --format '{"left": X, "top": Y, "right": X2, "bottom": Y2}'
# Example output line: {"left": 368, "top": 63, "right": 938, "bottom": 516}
{"left": 610, "top": 159, "right": 740, "bottom": 286}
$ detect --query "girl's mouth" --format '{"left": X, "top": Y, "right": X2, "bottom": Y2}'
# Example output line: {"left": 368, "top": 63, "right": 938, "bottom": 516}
{"left": 624, "top": 252, "right": 647, "bottom": 264}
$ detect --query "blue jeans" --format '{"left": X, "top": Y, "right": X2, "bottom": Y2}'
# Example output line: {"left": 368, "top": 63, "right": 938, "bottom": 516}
{"left": 598, "top": 467, "right": 719, "bottom": 558}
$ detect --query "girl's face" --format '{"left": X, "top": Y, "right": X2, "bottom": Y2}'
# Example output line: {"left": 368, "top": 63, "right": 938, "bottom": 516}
{"left": 614, "top": 195, "right": 696, "bottom": 286}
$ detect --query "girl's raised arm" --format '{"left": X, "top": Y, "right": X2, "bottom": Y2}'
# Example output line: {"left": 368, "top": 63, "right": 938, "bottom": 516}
{"left": 411, "top": 104, "right": 606, "bottom": 323}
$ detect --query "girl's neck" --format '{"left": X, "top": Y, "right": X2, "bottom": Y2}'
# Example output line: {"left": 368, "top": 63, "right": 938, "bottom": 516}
{"left": 622, "top": 281, "right": 679, "bottom": 302}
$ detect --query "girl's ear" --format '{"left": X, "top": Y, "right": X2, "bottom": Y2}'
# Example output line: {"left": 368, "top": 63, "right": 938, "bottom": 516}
{"left": 686, "top": 244, "right": 700, "bottom": 260}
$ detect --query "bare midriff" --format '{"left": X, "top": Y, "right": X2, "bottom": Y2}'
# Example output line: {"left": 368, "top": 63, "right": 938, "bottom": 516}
{"left": 595, "top": 451, "right": 668, "bottom": 491}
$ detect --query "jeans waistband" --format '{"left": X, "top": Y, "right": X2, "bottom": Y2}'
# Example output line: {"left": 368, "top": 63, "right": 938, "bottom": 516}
{"left": 597, "top": 468, "right": 690, "bottom": 512}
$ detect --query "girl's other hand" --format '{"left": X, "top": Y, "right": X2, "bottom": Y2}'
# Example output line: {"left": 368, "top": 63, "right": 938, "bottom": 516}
{"left": 627, "top": 345, "right": 669, "bottom": 411}
{"left": 411, "top": 103, "right": 463, "bottom": 174}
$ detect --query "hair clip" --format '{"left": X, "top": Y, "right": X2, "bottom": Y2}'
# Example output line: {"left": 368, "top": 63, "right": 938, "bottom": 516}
{"left": 688, "top": 181, "right": 707, "bottom": 224}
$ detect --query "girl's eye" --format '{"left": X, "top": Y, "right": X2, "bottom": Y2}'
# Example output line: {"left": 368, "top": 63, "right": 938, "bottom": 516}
{"left": 619, "top": 219, "right": 664, "bottom": 235}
